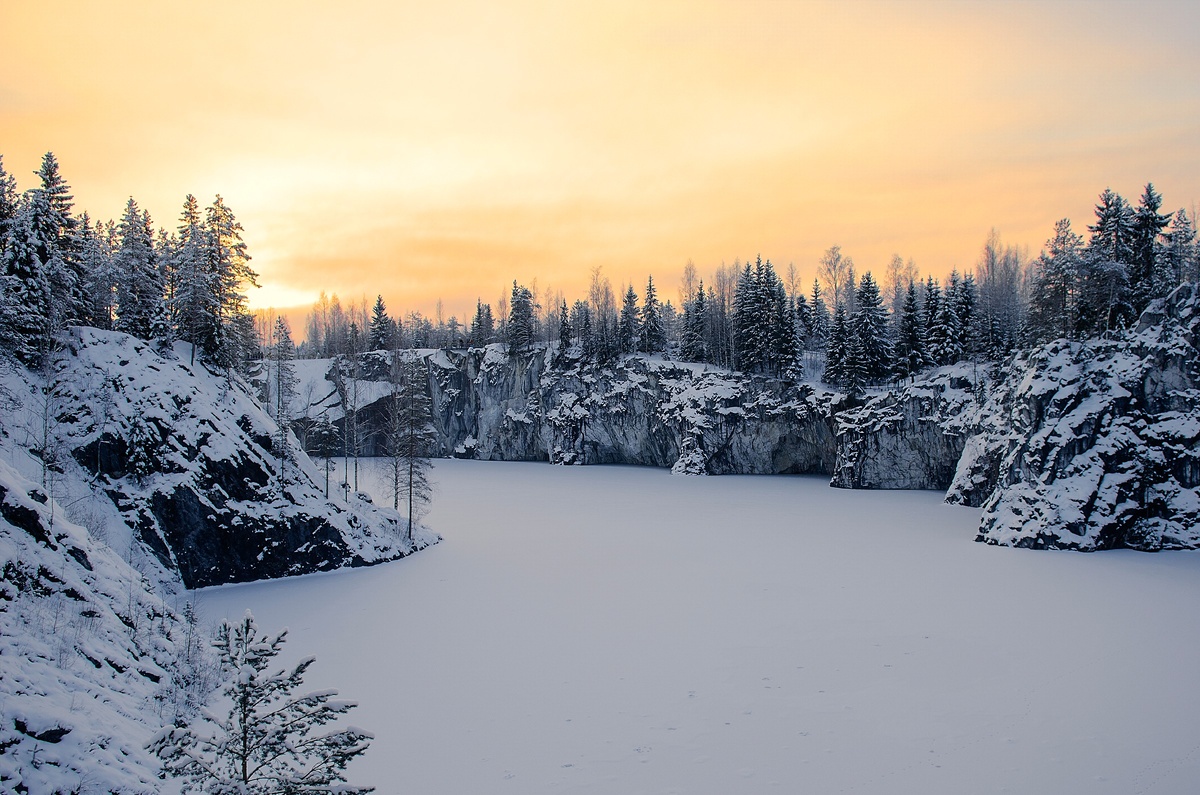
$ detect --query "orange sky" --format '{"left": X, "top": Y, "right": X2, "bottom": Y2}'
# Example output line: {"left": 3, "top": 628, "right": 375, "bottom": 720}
{"left": 3, "top": 1, "right": 1198, "bottom": 320}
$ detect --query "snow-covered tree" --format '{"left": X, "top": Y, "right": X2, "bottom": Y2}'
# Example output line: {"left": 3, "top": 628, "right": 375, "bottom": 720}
{"left": 618, "top": 284, "right": 639, "bottom": 354}
{"left": 850, "top": 271, "right": 892, "bottom": 381}
{"left": 368, "top": 294, "right": 395, "bottom": 351}
{"left": 270, "top": 316, "right": 298, "bottom": 491}
{"left": 507, "top": 281, "right": 534, "bottom": 354}
{"left": 150, "top": 611, "right": 373, "bottom": 795}
{"left": 385, "top": 352, "right": 435, "bottom": 542}
{"left": 114, "top": 197, "right": 163, "bottom": 340}
{"left": 639, "top": 275, "right": 665, "bottom": 353}
{"left": 893, "top": 280, "right": 926, "bottom": 380}
{"left": 203, "top": 195, "right": 258, "bottom": 368}
{"left": 470, "top": 299, "right": 494, "bottom": 346}
{"left": 1025, "top": 218, "right": 1084, "bottom": 344}
{"left": 1130, "top": 182, "right": 1171, "bottom": 312}
{"left": 679, "top": 281, "right": 707, "bottom": 362}
{"left": 823, "top": 303, "right": 848, "bottom": 385}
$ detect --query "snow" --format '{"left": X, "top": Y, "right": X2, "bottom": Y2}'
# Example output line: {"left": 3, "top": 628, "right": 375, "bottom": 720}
{"left": 196, "top": 460, "right": 1200, "bottom": 794}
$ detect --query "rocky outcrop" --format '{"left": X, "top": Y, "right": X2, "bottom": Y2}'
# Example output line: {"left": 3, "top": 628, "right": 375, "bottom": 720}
{"left": 0, "top": 459, "right": 181, "bottom": 793}
{"left": 830, "top": 369, "right": 980, "bottom": 490}
{"left": 290, "top": 283, "right": 1200, "bottom": 551}
{"left": 6, "top": 328, "right": 434, "bottom": 589}
{"left": 300, "top": 349, "right": 839, "bottom": 476}
{"left": 946, "top": 284, "right": 1200, "bottom": 550}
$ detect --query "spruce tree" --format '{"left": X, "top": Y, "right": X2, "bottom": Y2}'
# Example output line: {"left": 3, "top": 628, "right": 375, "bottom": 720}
{"left": 270, "top": 317, "right": 298, "bottom": 492}
{"left": 368, "top": 295, "right": 392, "bottom": 351}
{"left": 1130, "top": 182, "right": 1171, "bottom": 312}
{"left": 1025, "top": 219, "right": 1083, "bottom": 344}
{"left": 557, "top": 300, "right": 572, "bottom": 357}
{"left": 679, "top": 281, "right": 707, "bottom": 362}
{"left": 470, "top": 299, "right": 494, "bottom": 346}
{"left": 639, "top": 275, "right": 666, "bottom": 353}
{"left": 150, "top": 611, "right": 373, "bottom": 794}
{"left": 823, "top": 303, "right": 848, "bottom": 385}
{"left": 851, "top": 272, "right": 893, "bottom": 381}
{"left": 204, "top": 195, "right": 258, "bottom": 368}
{"left": 807, "top": 279, "right": 830, "bottom": 351}
{"left": 618, "top": 284, "right": 639, "bottom": 354}
{"left": 893, "top": 280, "right": 926, "bottom": 380}
{"left": 507, "top": 281, "right": 534, "bottom": 354}
{"left": 114, "top": 197, "right": 162, "bottom": 340}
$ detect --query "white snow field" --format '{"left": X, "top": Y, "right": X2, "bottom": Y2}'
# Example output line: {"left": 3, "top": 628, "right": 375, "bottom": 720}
{"left": 197, "top": 460, "right": 1200, "bottom": 794}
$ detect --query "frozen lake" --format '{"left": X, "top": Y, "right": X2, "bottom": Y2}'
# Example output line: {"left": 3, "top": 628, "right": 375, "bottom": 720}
{"left": 197, "top": 459, "right": 1200, "bottom": 794}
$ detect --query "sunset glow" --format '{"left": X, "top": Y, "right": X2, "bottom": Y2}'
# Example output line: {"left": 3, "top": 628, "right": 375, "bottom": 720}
{"left": 3, "top": 0, "right": 1198, "bottom": 318}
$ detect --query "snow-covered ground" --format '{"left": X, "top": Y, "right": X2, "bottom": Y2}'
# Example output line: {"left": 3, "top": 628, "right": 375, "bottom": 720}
{"left": 196, "top": 461, "right": 1200, "bottom": 794}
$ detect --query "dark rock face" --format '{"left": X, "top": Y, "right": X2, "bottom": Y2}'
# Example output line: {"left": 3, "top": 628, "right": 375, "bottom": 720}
{"left": 313, "top": 350, "right": 839, "bottom": 476}
{"left": 946, "top": 284, "right": 1200, "bottom": 550}
{"left": 830, "top": 372, "right": 979, "bottom": 490}
{"left": 293, "top": 283, "right": 1200, "bottom": 552}
{"left": 50, "top": 329, "right": 429, "bottom": 588}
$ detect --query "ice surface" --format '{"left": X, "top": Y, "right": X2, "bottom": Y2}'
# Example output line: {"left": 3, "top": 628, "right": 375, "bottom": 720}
{"left": 197, "top": 460, "right": 1200, "bottom": 794}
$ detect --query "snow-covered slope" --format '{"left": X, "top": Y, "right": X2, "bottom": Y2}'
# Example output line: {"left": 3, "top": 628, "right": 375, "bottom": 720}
{"left": 2, "top": 328, "right": 436, "bottom": 588}
{"left": 947, "top": 284, "right": 1200, "bottom": 550}
{"left": 0, "top": 458, "right": 186, "bottom": 794}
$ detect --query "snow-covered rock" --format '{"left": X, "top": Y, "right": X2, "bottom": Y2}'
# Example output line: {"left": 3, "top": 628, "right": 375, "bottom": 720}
{"left": 0, "top": 458, "right": 182, "bottom": 794}
{"left": 2, "top": 328, "right": 434, "bottom": 588}
{"left": 830, "top": 367, "right": 981, "bottom": 490}
{"left": 947, "top": 284, "right": 1200, "bottom": 550}
{"left": 292, "top": 348, "right": 838, "bottom": 476}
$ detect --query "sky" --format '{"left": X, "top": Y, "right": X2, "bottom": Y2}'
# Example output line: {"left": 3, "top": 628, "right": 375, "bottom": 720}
{"left": 3, "top": 0, "right": 1198, "bottom": 321}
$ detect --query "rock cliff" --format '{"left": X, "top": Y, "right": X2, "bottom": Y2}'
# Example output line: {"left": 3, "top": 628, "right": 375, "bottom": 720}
{"left": 1, "top": 328, "right": 434, "bottom": 589}
{"left": 946, "top": 285, "right": 1200, "bottom": 550}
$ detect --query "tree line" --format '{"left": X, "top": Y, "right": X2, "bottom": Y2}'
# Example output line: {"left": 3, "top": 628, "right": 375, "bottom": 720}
{"left": 0, "top": 152, "right": 258, "bottom": 371}
{"left": 5, "top": 151, "right": 1196, "bottom": 396}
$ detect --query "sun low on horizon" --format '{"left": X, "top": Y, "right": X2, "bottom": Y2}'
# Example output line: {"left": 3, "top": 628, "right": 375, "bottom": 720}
{"left": 3, "top": 0, "right": 1198, "bottom": 322}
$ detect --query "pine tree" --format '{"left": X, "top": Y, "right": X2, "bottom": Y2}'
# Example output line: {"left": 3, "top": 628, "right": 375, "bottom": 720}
{"left": 0, "top": 155, "right": 17, "bottom": 260}
{"left": 171, "top": 195, "right": 217, "bottom": 364}
{"left": 618, "top": 284, "right": 639, "bottom": 354}
{"left": 203, "top": 195, "right": 258, "bottom": 368}
{"left": 2, "top": 197, "right": 52, "bottom": 363}
{"left": 807, "top": 279, "right": 829, "bottom": 351}
{"left": 1025, "top": 218, "right": 1083, "bottom": 344}
{"left": 851, "top": 271, "right": 893, "bottom": 381}
{"left": 507, "top": 281, "right": 534, "bottom": 354}
{"left": 638, "top": 275, "right": 666, "bottom": 353}
{"left": 150, "top": 611, "right": 373, "bottom": 794}
{"left": 1158, "top": 210, "right": 1197, "bottom": 293}
{"left": 270, "top": 317, "right": 298, "bottom": 492}
{"left": 823, "top": 303, "right": 848, "bottom": 385}
{"left": 386, "top": 353, "right": 435, "bottom": 542}
{"left": 77, "top": 213, "right": 117, "bottom": 329}
{"left": 556, "top": 300, "right": 571, "bottom": 358}
{"left": 1130, "top": 182, "right": 1171, "bottom": 312}
{"left": 29, "top": 152, "right": 85, "bottom": 329}
{"left": 679, "top": 281, "right": 707, "bottom": 362}
{"left": 893, "top": 280, "right": 926, "bottom": 380}
{"left": 114, "top": 197, "right": 162, "bottom": 340}
{"left": 732, "top": 262, "right": 759, "bottom": 372}
{"left": 470, "top": 299, "right": 494, "bottom": 346}
{"left": 368, "top": 294, "right": 392, "bottom": 351}
{"left": 926, "top": 283, "right": 963, "bottom": 366}
{"left": 572, "top": 300, "right": 594, "bottom": 357}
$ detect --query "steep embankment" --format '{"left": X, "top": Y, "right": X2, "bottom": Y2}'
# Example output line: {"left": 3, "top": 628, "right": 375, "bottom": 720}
{"left": 946, "top": 285, "right": 1200, "bottom": 550}
{"left": 2, "top": 328, "right": 435, "bottom": 588}
{"left": 0, "top": 458, "right": 188, "bottom": 794}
